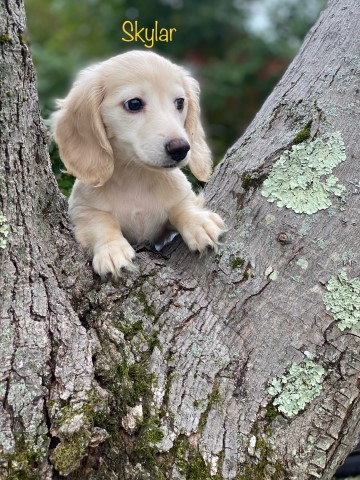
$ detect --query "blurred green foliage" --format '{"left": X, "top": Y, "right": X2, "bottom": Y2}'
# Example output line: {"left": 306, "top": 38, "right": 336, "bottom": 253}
{"left": 25, "top": 0, "right": 326, "bottom": 195}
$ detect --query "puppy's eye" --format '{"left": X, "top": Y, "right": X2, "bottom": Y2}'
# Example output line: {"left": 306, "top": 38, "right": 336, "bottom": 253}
{"left": 175, "top": 98, "right": 185, "bottom": 111}
{"left": 124, "top": 98, "right": 144, "bottom": 112}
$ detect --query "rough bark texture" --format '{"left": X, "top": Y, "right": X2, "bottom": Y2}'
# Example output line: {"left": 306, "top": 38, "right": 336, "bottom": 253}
{"left": 1, "top": 0, "right": 360, "bottom": 479}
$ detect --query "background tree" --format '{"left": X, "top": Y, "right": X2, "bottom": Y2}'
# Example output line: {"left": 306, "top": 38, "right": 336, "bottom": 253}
{"left": 1, "top": 0, "right": 359, "bottom": 479}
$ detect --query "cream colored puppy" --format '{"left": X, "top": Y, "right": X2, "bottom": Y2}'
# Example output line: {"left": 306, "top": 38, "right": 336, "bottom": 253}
{"left": 53, "top": 50, "right": 224, "bottom": 277}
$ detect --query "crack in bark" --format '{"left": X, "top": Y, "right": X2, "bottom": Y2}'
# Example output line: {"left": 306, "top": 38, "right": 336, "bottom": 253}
{"left": 3, "top": 0, "right": 11, "bottom": 16}
{"left": 323, "top": 395, "right": 360, "bottom": 476}
{"left": 2, "top": 309, "right": 19, "bottom": 447}
{"left": 240, "top": 280, "right": 272, "bottom": 316}
{"left": 233, "top": 350, "right": 254, "bottom": 398}
{"left": 281, "top": 71, "right": 305, "bottom": 99}
{"left": 172, "top": 308, "right": 205, "bottom": 341}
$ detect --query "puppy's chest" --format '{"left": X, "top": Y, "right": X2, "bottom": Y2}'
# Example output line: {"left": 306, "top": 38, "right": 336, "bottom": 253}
{"left": 112, "top": 187, "right": 169, "bottom": 244}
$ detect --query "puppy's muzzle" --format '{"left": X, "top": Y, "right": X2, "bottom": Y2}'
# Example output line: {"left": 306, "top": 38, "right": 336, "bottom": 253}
{"left": 165, "top": 139, "right": 190, "bottom": 162}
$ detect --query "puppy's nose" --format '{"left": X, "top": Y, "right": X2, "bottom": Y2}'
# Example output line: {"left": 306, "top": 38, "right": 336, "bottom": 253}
{"left": 165, "top": 139, "right": 190, "bottom": 162}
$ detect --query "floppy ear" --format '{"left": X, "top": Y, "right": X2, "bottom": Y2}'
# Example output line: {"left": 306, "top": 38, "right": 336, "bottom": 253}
{"left": 52, "top": 66, "right": 114, "bottom": 186}
{"left": 184, "top": 75, "right": 212, "bottom": 182}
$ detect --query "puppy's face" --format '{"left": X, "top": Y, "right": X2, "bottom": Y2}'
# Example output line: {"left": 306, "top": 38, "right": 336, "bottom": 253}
{"left": 101, "top": 72, "right": 191, "bottom": 168}
{"left": 102, "top": 67, "right": 190, "bottom": 171}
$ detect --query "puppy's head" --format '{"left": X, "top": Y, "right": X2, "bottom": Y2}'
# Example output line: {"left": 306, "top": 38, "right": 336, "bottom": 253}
{"left": 53, "top": 51, "right": 212, "bottom": 186}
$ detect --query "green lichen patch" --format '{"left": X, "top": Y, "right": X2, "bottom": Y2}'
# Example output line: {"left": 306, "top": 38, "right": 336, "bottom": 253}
{"left": 48, "top": 395, "right": 108, "bottom": 477}
{"left": 50, "top": 428, "right": 91, "bottom": 476}
{"left": 89, "top": 296, "right": 168, "bottom": 477}
{"left": 241, "top": 174, "right": 252, "bottom": 191}
{"left": 115, "top": 318, "right": 143, "bottom": 340}
{"left": 99, "top": 360, "right": 155, "bottom": 418}
{"left": 341, "top": 251, "right": 357, "bottom": 267}
{"left": 324, "top": 271, "right": 360, "bottom": 331}
{"left": 269, "top": 270, "right": 278, "bottom": 281}
{"left": 0, "top": 213, "right": 9, "bottom": 249}
{"left": 241, "top": 171, "right": 267, "bottom": 192}
{"left": 0, "top": 34, "right": 12, "bottom": 43}
{"left": 160, "top": 371, "right": 178, "bottom": 417}
{"left": 230, "top": 257, "right": 245, "bottom": 269}
{"left": 264, "top": 402, "right": 279, "bottom": 423}
{"left": 164, "top": 384, "right": 225, "bottom": 479}
{"left": 93, "top": 357, "right": 163, "bottom": 476}
{"left": 198, "top": 382, "right": 222, "bottom": 433}
{"left": 184, "top": 450, "right": 212, "bottom": 480}
{"left": 261, "top": 132, "right": 346, "bottom": 214}
{"left": 265, "top": 214, "right": 276, "bottom": 224}
{"left": 2, "top": 434, "right": 48, "bottom": 480}
{"left": 131, "top": 412, "right": 165, "bottom": 468}
{"left": 237, "top": 425, "right": 284, "bottom": 480}
{"left": 296, "top": 258, "right": 308, "bottom": 270}
{"left": 268, "top": 356, "right": 326, "bottom": 417}
{"left": 132, "top": 290, "right": 157, "bottom": 317}
{"left": 293, "top": 120, "right": 312, "bottom": 144}
{"left": 170, "top": 436, "right": 219, "bottom": 480}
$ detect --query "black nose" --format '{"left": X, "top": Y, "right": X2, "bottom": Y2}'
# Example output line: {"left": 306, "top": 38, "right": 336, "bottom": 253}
{"left": 165, "top": 139, "right": 190, "bottom": 162}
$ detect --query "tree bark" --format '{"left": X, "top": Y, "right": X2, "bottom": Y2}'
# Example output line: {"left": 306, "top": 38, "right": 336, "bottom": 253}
{"left": 1, "top": 0, "right": 360, "bottom": 479}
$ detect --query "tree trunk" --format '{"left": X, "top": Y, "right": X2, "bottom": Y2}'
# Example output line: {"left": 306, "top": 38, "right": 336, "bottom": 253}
{"left": 1, "top": 0, "right": 360, "bottom": 479}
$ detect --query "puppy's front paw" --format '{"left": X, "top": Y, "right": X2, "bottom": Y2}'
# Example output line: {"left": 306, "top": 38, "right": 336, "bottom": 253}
{"left": 92, "top": 239, "right": 137, "bottom": 278}
{"left": 181, "top": 212, "right": 225, "bottom": 252}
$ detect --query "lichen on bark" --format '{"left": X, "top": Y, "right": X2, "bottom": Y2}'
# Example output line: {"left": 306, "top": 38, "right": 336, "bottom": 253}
{"left": 261, "top": 132, "right": 346, "bottom": 214}
{"left": 268, "top": 355, "right": 326, "bottom": 417}
{"left": 324, "top": 271, "right": 360, "bottom": 331}
{"left": 0, "top": 213, "right": 9, "bottom": 249}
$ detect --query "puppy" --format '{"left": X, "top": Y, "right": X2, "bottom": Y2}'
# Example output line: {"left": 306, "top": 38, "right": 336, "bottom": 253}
{"left": 53, "top": 50, "right": 225, "bottom": 277}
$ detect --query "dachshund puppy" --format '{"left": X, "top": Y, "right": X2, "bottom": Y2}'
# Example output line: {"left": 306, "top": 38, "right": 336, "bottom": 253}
{"left": 53, "top": 51, "right": 225, "bottom": 277}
